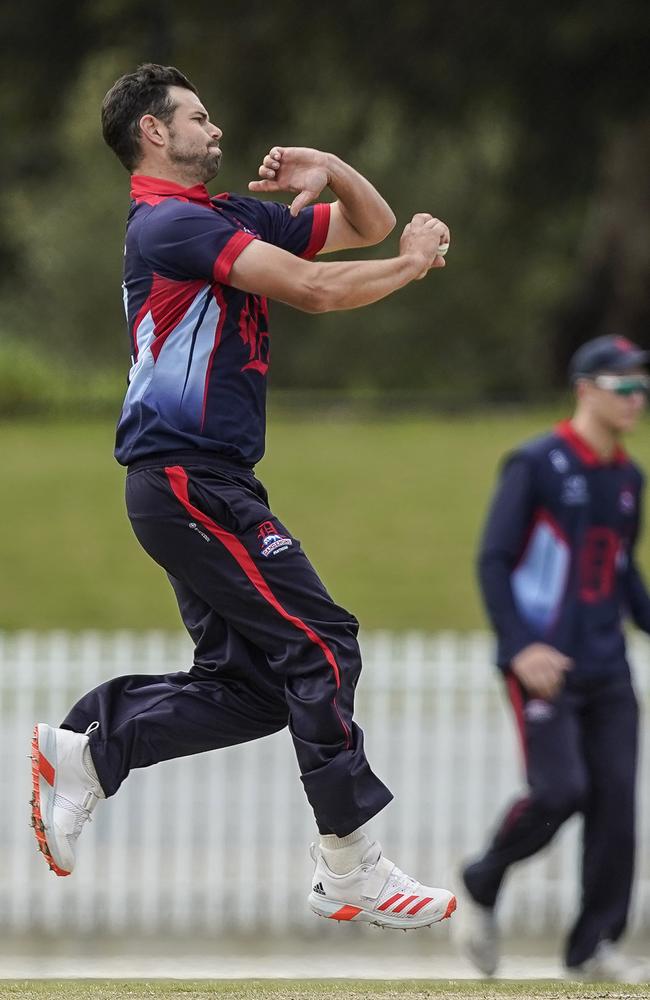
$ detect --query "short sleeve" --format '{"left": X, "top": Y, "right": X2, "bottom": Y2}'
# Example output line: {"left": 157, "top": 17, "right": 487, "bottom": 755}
{"left": 253, "top": 201, "right": 331, "bottom": 259}
{"left": 138, "top": 201, "right": 256, "bottom": 284}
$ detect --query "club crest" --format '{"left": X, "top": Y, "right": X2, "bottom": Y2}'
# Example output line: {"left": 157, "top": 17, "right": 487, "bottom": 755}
{"left": 258, "top": 520, "right": 293, "bottom": 558}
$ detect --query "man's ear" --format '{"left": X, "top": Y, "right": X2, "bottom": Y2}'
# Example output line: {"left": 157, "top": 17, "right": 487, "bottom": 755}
{"left": 574, "top": 378, "right": 588, "bottom": 400}
{"left": 139, "top": 114, "right": 166, "bottom": 149}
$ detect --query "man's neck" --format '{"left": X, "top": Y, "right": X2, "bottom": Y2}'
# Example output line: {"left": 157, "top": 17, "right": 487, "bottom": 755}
{"left": 570, "top": 411, "right": 620, "bottom": 461}
{"left": 133, "top": 163, "right": 204, "bottom": 189}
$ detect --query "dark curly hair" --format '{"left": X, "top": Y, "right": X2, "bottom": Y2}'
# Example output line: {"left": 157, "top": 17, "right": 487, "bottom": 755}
{"left": 101, "top": 63, "right": 198, "bottom": 172}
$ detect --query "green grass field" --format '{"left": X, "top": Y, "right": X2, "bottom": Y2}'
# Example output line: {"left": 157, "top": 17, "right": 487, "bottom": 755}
{"left": 2, "top": 983, "right": 649, "bottom": 1000}
{"left": 3, "top": 409, "right": 650, "bottom": 631}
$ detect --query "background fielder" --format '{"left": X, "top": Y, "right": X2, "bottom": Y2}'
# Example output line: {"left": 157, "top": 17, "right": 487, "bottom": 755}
{"left": 462, "top": 335, "right": 650, "bottom": 982}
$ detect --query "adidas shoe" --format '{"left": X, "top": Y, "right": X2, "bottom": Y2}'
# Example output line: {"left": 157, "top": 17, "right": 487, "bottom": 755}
{"left": 308, "top": 840, "right": 456, "bottom": 929}
{"left": 566, "top": 940, "right": 650, "bottom": 984}
{"left": 30, "top": 722, "right": 104, "bottom": 876}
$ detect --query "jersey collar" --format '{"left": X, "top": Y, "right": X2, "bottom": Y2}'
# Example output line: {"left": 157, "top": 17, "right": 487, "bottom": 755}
{"left": 555, "top": 419, "right": 627, "bottom": 467}
{"left": 130, "top": 175, "right": 213, "bottom": 205}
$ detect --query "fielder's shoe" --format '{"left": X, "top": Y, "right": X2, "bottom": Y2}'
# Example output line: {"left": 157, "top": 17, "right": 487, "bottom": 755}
{"left": 30, "top": 722, "right": 104, "bottom": 876}
{"left": 458, "top": 860, "right": 500, "bottom": 975}
{"left": 308, "top": 840, "right": 456, "bottom": 929}
{"left": 566, "top": 940, "right": 650, "bottom": 984}
{"left": 460, "top": 896, "right": 499, "bottom": 976}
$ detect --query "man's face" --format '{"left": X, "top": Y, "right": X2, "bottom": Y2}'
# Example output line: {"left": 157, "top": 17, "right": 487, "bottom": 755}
{"left": 580, "top": 368, "right": 648, "bottom": 434}
{"left": 164, "top": 86, "right": 223, "bottom": 183}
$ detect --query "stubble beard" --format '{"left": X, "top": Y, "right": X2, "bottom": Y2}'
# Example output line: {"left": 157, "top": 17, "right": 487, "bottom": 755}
{"left": 168, "top": 137, "right": 222, "bottom": 184}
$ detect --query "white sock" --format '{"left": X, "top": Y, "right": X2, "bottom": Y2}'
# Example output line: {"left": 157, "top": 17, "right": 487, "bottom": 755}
{"left": 319, "top": 828, "right": 371, "bottom": 874}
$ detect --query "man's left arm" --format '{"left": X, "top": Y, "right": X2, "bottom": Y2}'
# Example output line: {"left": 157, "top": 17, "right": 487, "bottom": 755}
{"left": 249, "top": 146, "right": 397, "bottom": 251}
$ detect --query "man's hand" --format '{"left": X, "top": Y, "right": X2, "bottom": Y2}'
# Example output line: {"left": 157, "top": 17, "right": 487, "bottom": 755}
{"left": 249, "top": 146, "right": 330, "bottom": 216}
{"left": 510, "top": 643, "right": 573, "bottom": 700}
{"left": 399, "top": 214, "right": 451, "bottom": 276}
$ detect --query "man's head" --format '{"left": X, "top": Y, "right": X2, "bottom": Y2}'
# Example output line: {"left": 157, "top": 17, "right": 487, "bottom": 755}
{"left": 569, "top": 335, "right": 649, "bottom": 434}
{"left": 101, "top": 63, "right": 222, "bottom": 184}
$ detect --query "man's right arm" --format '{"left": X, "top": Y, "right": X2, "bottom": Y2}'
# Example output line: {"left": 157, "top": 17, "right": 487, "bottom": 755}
{"left": 228, "top": 213, "right": 449, "bottom": 312}
{"left": 478, "top": 455, "right": 572, "bottom": 698}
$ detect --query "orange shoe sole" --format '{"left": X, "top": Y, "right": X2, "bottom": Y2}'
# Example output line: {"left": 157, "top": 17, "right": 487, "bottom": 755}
{"left": 30, "top": 724, "right": 70, "bottom": 876}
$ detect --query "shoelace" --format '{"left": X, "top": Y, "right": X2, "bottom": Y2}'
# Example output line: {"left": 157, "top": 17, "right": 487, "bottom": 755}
{"left": 68, "top": 790, "right": 99, "bottom": 840}
{"left": 387, "top": 864, "right": 419, "bottom": 892}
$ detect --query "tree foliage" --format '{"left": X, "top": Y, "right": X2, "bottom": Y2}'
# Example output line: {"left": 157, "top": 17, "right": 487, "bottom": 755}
{"left": 1, "top": 0, "right": 649, "bottom": 403}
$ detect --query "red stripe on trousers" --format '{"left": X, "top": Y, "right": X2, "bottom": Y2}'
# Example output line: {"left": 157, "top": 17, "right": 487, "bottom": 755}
{"left": 164, "top": 465, "right": 351, "bottom": 748}
{"left": 506, "top": 672, "right": 528, "bottom": 770}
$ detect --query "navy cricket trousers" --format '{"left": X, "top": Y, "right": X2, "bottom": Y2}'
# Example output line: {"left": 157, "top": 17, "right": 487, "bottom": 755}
{"left": 62, "top": 453, "right": 393, "bottom": 836}
{"left": 463, "top": 671, "right": 638, "bottom": 967}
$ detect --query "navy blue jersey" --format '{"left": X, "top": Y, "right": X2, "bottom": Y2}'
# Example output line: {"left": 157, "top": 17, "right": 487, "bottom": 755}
{"left": 478, "top": 420, "right": 650, "bottom": 677}
{"left": 114, "top": 176, "right": 331, "bottom": 466}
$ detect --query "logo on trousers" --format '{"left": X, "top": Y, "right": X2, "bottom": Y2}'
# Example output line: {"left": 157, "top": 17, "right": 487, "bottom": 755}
{"left": 188, "top": 521, "right": 210, "bottom": 543}
{"left": 524, "top": 699, "right": 555, "bottom": 723}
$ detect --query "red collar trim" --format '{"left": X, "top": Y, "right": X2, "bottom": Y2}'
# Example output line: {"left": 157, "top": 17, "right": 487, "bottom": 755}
{"left": 555, "top": 420, "right": 627, "bottom": 467}
{"left": 130, "top": 175, "right": 212, "bottom": 205}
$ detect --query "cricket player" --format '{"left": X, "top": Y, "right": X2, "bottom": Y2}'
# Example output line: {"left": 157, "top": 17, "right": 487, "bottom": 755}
{"left": 462, "top": 335, "right": 650, "bottom": 981}
{"left": 30, "top": 63, "right": 456, "bottom": 929}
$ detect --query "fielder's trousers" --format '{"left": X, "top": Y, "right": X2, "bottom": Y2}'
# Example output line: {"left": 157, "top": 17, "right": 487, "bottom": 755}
{"left": 62, "top": 452, "right": 393, "bottom": 836}
{"left": 463, "top": 670, "right": 638, "bottom": 967}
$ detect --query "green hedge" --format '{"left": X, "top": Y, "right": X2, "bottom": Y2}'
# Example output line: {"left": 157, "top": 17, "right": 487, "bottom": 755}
{"left": 0, "top": 338, "right": 124, "bottom": 417}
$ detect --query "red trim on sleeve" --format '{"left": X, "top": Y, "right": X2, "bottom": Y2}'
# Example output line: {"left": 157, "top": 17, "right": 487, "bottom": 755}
{"left": 301, "top": 202, "right": 331, "bottom": 260}
{"left": 213, "top": 231, "right": 257, "bottom": 284}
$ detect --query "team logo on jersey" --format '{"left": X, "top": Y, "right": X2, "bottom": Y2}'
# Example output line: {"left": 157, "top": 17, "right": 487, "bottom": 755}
{"left": 619, "top": 488, "right": 635, "bottom": 514}
{"left": 549, "top": 449, "right": 569, "bottom": 473}
{"left": 524, "top": 699, "right": 555, "bottom": 723}
{"left": 239, "top": 297, "right": 270, "bottom": 376}
{"left": 561, "top": 474, "right": 589, "bottom": 505}
{"left": 258, "top": 520, "right": 293, "bottom": 558}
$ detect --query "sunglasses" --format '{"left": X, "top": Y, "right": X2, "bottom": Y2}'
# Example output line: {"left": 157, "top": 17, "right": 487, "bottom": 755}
{"left": 592, "top": 374, "right": 650, "bottom": 396}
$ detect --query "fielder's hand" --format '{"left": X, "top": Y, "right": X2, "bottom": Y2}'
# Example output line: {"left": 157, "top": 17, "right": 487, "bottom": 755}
{"left": 510, "top": 642, "right": 573, "bottom": 700}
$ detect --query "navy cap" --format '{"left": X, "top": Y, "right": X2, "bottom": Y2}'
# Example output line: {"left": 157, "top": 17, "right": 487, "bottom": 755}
{"left": 568, "top": 335, "right": 649, "bottom": 382}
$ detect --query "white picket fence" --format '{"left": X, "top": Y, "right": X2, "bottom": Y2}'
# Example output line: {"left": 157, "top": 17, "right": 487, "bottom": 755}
{"left": 1, "top": 629, "right": 649, "bottom": 937}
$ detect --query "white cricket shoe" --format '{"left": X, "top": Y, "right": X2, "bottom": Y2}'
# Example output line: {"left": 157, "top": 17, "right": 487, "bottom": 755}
{"left": 567, "top": 940, "right": 650, "bottom": 984}
{"left": 30, "top": 723, "right": 104, "bottom": 876}
{"left": 460, "top": 897, "right": 499, "bottom": 976}
{"left": 308, "top": 840, "right": 456, "bottom": 929}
